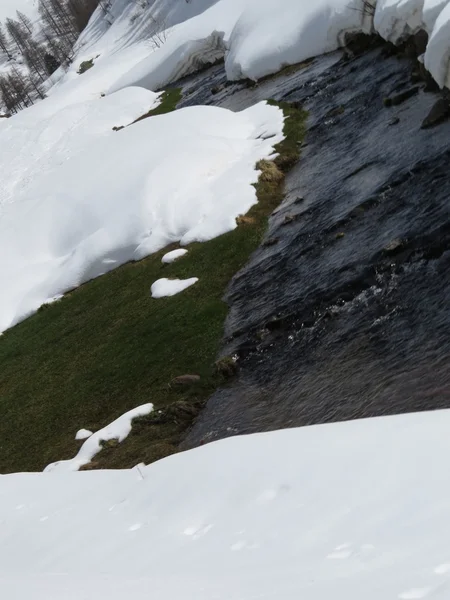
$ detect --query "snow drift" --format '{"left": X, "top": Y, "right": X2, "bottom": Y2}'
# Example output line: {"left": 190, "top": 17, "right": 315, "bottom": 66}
{"left": 0, "top": 92, "right": 283, "bottom": 332}
{"left": 2, "top": 409, "right": 450, "bottom": 599}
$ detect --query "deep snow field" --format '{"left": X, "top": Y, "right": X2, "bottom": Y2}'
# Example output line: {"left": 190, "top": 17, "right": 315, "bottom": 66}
{"left": 3, "top": 410, "right": 450, "bottom": 599}
{"left": 2, "top": 0, "right": 450, "bottom": 598}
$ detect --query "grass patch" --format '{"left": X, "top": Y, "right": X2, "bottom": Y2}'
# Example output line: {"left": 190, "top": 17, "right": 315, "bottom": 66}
{"left": 132, "top": 88, "right": 182, "bottom": 124}
{"left": 0, "top": 100, "right": 307, "bottom": 473}
{"left": 78, "top": 59, "right": 94, "bottom": 74}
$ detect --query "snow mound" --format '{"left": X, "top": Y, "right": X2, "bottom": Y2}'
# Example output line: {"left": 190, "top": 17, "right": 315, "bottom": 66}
{"left": 45, "top": 403, "right": 154, "bottom": 472}
{"left": 110, "top": 0, "right": 374, "bottom": 91}
{"left": 3, "top": 409, "right": 450, "bottom": 598}
{"left": 162, "top": 249, "right": 188, "bottom": 263}
{"left": 75, "top": 429, "right": 93, "bottom": 441}
{"left": 0, "top": 97, "right": 283, "bottom": 332}
{"left": 151, "top": 277, "right": 198, "bottom": 298}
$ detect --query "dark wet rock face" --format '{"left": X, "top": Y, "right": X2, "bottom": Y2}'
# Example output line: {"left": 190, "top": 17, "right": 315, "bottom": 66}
{"left": 176, "top": 45, "right": 450, "bottom": 447}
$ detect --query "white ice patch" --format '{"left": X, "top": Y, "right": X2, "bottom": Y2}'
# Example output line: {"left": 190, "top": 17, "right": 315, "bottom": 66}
{"left": 45, "top": 403, "right": 153, "bottom": 472}
{"left": 75, "top": 429, "right": 93, "bottom": 441}
{"left": 161, "top": 249, "right": 188, "bottom": 264}
{"left": 151, "top": 278, "right": 198, "bottom": 298}
{"left": 0, "top": 99, "right": 283, "bottom": 332}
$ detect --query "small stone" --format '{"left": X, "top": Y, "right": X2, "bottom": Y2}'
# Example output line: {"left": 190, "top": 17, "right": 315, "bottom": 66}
{"left": 421, "top": 97, "right": 450, "bottom": 129}
{"left": 336, "top": 232, "right": 345, "bottom": 239}
{"left": 263, "top": 237, "right": 279, "bottom": 247}
{"left": 388, "top": 117, "right": 400, "bottom": 126}
{"left": 170, "top": 374, "right": 201, "bottom": 386}
{"left": 383, "top": 238, "right": 404, "bottom": 253}
{"left": 282, "top": 214, "right": 296, "bottom": 225}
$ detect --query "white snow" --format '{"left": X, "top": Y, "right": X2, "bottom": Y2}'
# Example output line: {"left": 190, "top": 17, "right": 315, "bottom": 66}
{"left": 75, "top": 429, "right": 93, "bottom": 441}
{"left": 151, "top": 277, "right": 199, "bottom": 298}
{"left": 109, "top": 0, "right": 374, "bottom": 92}
{"left": 2, "top": 409, "right": 450, "bottom": 598}
{"left": 373, "top": 0, "right": 450, "bottom": 89}
{"left": 0, "top": 97, "right": 283, "bottom": 332}
{"left": 161, "top": 248, "right": 188, "bottom": 263}
{"left": 45, "top": 403, "right": 154, "bottom": 472}
{"left": 0, "top": 0, "right": 38, "bottom": 22}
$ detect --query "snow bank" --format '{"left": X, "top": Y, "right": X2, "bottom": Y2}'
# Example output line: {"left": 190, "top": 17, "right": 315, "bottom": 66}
{"left": 0, "top": 96, "right": 283, "bottom": 332}
{"left": 3, "top": 409, "right": 450, "bottom": 598}
{"left": 373, "top": 0, "right": 450, "bottom": 88}
{"left": 151, "top": 277, "right": 198, "bottom": 298}
{"left": 45, "top": 403, "right": 153, "bottom": 472}
{"left": 225, "top": 0, "right": 374, "bottom": 81}
{"left": 110, "top": 0, "right": 374, "bottom": 91}
{"left": 162, "top": 249, "right": 188, "bottom": 263}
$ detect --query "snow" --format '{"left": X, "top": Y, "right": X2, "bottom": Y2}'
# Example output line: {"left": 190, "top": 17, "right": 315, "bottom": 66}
{"left": 75, "top": 429, "right": 93, "bottom": 441}
{"left": 2, "top": 409, "right": 450, "bottom": 598}
{"left": 373, "top": 0, "right": 450, "bottom": 88}
{"left": 0, "top": 97, "right": 283, "bottom": 332}
{"left": 109, "top": 0, "right": 374, "bottom": 92}
{"left": 0, "top": 0, "right": 38, "bottom": 22}
{"left": 162, "top": 248, "right": 188, "bottom": 263}
{"left": 45, "top": 403, "right": 154, "bottom": 472}
{"left": 151, "top": 277, "right": 198, "bottom": 298}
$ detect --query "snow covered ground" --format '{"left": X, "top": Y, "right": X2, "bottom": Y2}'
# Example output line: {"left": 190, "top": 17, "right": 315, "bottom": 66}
{"left": 0, "top": 93, "right": 283, "bottom": 332}
{"left": 2, "top": 409, "right": 450, "bottom": 599}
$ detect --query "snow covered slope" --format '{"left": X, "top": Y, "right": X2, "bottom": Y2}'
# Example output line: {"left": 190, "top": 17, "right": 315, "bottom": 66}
{"left": 0, "top": 92, "right": 283, "bottom": 332}
{"left": 2, "top": 409, "right": 450, "bottom": 599}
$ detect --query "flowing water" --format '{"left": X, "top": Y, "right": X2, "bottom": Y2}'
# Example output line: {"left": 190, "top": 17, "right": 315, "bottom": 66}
{"left": 173, "top": 42, "right": 450, "bottom": 446}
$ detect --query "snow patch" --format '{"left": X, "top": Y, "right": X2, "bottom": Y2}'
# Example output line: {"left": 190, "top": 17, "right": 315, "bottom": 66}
{"left": 162, "top": 249, "right": 188, "bottom": 263}
{"left": 151, "top": 277, "right": 198, "bottom": 298}
{"left": 75, "top": 429, "right": 93, "bottom": 441}
{"left": 45, "top": 403, "right": 153, "bottom": 472}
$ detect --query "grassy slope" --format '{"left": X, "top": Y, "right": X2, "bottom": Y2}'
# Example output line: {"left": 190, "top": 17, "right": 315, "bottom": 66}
{"left": 0, "top": 99, "right": 306, "bottom": 473}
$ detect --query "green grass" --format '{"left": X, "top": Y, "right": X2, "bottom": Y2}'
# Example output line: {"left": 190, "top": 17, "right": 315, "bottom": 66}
{"left": 78, "top": 59, "right": 94, "bottom": 75}
{"left": 0, "top": 100, "right": 307, "bottom": 473}
{"left": 132, "top": 88, "right": 182, "bottom": 123}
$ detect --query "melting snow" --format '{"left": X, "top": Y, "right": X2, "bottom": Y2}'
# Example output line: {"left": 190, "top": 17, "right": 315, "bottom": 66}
{"left": 75, "top": 429, "right": 93, "bottom": 441}
{"left": 151, "top": 277, "right": 198, "bottom": 298}
{"left": 161, "top": 249, "right": 188, "bottom": 263}
{"left": 0, "top": 98, "right": 283, "bottom": 332}
{"left": 45, "top": 403, "right": 153, "bottom": 472}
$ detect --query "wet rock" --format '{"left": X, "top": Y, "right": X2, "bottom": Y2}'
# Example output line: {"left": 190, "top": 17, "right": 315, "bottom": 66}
{"left": 170, "top": 374, "right": 201, "bottom": 386}
{"left": 383, "top": 86, "right": 420, "bottom": 107}
{"left": 282, "top": 214, "right": 297, "bottom": 225}
{"left": 263, "top": 237, "right": 279, "bottom": 247}
{"left": 383, "top": 238, "right": 405, "bottom": 254}
{"left": 421, "top": 97, "right": 450, "bottom": 129}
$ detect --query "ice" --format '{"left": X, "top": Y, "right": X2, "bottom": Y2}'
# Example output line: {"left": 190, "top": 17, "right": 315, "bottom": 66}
{"left": 2, "top": 410, "right": 450, "bottom": 598}
{"left": 161, "top": 249, "right": 188, "bottom": 263}
{"left": 45, "top": 403, "right": 154, "bottom": 472}
{"left": 0, "top": 96, "right": 283, "bottom": 332}
{"left": 151, "top": 277, "right": 198, "bottom": 298}
{"left": 75, "top": 429, "right": 93, "bottom": 441}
